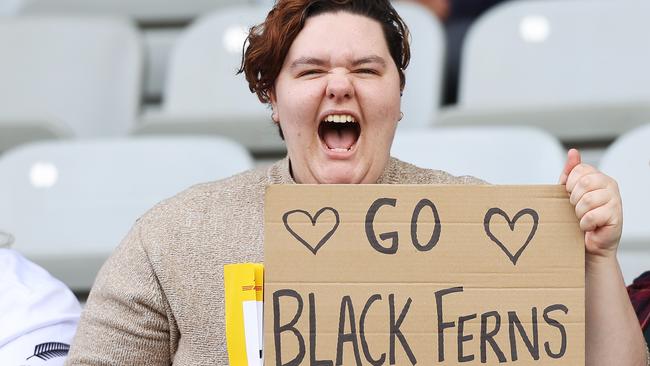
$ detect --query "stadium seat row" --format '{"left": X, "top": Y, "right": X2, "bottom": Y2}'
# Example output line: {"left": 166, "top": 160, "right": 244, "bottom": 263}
{"left": 0, "top": 2, "right": 442, "bottom": 154}
{"left": 2, "top": 0, "right": 650, "bottom": 155}
{"left": 441, "top": 0, "right": 650, "bottom": 142}
{"left": 0, "top": 124, "right": 648, "bottom": 291}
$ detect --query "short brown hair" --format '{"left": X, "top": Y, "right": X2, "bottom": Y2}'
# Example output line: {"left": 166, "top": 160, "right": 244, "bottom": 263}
{"left": 239, "top": 0, "right": 411, "bottom": 104}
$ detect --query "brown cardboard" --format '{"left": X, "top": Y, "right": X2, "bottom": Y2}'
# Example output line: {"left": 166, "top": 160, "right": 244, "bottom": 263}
{"left": 264, "top": 185, "right": 585, "bottom": 365}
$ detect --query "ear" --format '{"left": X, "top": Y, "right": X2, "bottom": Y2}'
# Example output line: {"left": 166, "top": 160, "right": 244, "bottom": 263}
{"left": 269, "top": 89, "right": 280, "bottom": 123}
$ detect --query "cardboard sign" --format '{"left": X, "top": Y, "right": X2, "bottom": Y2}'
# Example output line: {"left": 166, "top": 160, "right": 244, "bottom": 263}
{"left": 264, "top": 185, "right": 585, "bottom": 366}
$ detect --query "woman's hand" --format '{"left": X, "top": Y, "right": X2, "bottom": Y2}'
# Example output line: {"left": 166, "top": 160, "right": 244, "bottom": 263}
{"left": 561, "top": 149, "right": 647, "bottom": 366}
{"left": 559, "top": 148, "right": 623, "bottom": 258}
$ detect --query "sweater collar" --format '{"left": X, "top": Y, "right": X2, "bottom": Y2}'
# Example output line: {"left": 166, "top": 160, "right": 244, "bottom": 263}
{"left": 267, "top": 156, "right": 401, "bottom": 185}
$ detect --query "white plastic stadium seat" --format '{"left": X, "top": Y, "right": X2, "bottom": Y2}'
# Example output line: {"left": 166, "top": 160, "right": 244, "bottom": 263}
{"left": 391, "top": 2, "right": 445, "bottom": 128}
{"left": 600, "top": 124, "right": 650, "bottom": 284}
{"left": 0, "top": 0, "right": 21, "bottom": 16}
{"left": 437, "top": 0, "right": 650, "bottom": 141}
{"left": 599, "top": 124, "right": 650, "bottom": 251}
{"left": 391, "top": 126, "right": 565, "bottom": 184}
{"left": 0, "top": 137, "right": 253, "bottom": 291}
{"left": 0, "top": 16, "right": 142, "bottom": 152}
{"left": 135, "top": 5, "right": 283, "bottom": 153}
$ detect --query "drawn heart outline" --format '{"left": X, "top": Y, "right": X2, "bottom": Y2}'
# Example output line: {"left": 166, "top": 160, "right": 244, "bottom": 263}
{"left": 483, "top": 207, "right": 539, "bottom": 265}
{"left": 282, "top": 207, "right": 340, "bottom": 255}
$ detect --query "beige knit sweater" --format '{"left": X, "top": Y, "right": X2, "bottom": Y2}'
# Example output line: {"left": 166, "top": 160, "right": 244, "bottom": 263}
{"left": 65, "top": 157, "right": 482, "bottom": 365}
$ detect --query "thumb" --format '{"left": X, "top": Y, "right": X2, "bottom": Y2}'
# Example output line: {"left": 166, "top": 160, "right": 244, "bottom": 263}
{"left": 559, "top": 148, "right": 581, "bottom": 184}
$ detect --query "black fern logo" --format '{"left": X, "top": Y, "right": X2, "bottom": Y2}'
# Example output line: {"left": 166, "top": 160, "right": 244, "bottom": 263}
{"left": 26, "top": 342, "right": 70, "bottom": 361}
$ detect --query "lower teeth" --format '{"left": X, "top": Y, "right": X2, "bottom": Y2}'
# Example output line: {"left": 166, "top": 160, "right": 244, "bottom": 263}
{"left": 330, "top": 147, "right": 350, "bottom": 152}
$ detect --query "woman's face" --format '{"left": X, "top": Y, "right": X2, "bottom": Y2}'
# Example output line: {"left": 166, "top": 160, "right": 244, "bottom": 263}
{"left": 271, "top": 11, "right": 402, "bottom": 184}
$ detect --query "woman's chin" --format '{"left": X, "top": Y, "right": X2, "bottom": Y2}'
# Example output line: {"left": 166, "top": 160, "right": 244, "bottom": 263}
{"left": 309, "top": 164, "right": 351, "bottom": 184}
{"left": 313, "top": 162, "right": 370, "bottom": 184}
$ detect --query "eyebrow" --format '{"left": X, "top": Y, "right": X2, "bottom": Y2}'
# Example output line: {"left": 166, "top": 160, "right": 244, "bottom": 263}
{"left": 289, "top": 55, "right": 387, "bottom": 69}
{"left": 289, "top": 57, "right": 328, "bottom": 70}
{"left": 351, "top": 55, "right": 387, "bottom": 67}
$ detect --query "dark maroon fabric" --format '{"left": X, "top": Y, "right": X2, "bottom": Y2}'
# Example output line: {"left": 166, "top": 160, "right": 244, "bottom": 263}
{"left": 628, "top": 271, "right": 650, "bottom": 330}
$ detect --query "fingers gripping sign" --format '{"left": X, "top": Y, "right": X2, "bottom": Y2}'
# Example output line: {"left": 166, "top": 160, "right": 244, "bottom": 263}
{"left": 559, "top": 149, "right": 623, "bottom": 257}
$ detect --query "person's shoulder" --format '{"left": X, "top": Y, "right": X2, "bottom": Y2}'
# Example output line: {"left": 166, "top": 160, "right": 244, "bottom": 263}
{"left": 136, "top": 164, "right": 270, "bottom": 228}
{"left": 0, "top": 249, "right": 81, "bottom": 316}
{"left": 385, "top": 157, "right": 487, "bottom": 185}
{"left": 163, "top": 164, "right": 270, "bottom": 206}
{"left": 0, "top": 249, "right": 80, "bottom": 364}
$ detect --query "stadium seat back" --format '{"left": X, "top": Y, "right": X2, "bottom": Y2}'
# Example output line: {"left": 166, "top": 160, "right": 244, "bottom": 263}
{"left": 0, "top": 0, "right": 20, "bottom": 16}
{"left": 0, "top": 137, "right": 253, "bottom": 290}
{"left": 599, "top": 123, "right": 650, "bottom": 249}
{"left": 163, "top": 5, "right": 269, "bottom": 117}
{"left": 391, "top": 126, "right": 565, "bottom": 184}
{"left": 392, "top": 2, "right": 446, "bottom": 128}
{"left": 459, "top": 0, "right": 650, "bottom": 108}
{"left": 0, "top": 16, "right": 143, "bottom": 139}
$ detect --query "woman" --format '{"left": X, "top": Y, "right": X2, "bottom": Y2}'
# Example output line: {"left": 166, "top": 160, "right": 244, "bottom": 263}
{"left": 66, "top": 0, "right": 648, "bottom": 365}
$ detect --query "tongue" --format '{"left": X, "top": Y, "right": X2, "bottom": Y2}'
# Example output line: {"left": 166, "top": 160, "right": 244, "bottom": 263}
{"left": 323, "top": 127, "right": 357, "bottom": 150}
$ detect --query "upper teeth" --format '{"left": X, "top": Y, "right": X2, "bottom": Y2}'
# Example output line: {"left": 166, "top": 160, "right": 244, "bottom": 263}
{"left": 324, "top": 114, "right": 356, "bottom": 123}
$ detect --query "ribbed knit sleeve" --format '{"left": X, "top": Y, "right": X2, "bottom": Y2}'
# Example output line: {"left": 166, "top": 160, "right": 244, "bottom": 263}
{"left": 65, "top": 221, "right": 175, "bottom": 365}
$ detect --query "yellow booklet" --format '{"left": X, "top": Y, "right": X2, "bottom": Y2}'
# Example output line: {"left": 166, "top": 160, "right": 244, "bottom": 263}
{"left": 224, "top": 263, "right": 264, "bottom": 366}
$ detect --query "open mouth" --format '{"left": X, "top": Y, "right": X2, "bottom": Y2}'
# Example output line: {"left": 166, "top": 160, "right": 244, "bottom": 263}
{"left": 318, "top": 114, "right": 361, "bottom": 153}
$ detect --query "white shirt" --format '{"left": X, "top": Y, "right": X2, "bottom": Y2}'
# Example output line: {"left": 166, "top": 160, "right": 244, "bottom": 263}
{"left": 0, "top": 249, "right": 81, "bottom": 366}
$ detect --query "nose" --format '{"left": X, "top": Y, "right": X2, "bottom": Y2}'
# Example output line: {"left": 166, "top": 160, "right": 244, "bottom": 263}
{"left": 325, "top": 72, "right": 354, "bottom": 102}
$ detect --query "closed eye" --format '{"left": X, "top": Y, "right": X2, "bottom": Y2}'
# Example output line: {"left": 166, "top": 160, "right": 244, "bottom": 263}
{"left": 355, "top": 68, "right": 380, "bottom": 75}
{"left": 298, "top": 69, "right": 325, "bottom": 77}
